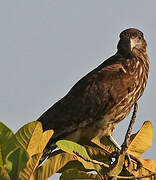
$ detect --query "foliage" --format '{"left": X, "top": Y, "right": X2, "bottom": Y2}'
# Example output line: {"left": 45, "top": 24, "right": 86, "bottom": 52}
{"left": 57, "top": 121, "right": 156, "bottom": 179}
{"left": 0, "top": 120, "right": 155, "bottom": 179}
{"left": 0, "top": 121, "right": 53, "bottom": 180}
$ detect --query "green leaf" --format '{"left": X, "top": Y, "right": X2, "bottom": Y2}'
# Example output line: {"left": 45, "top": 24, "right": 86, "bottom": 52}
{"left": 55, "top": 149, "right": 90, "bottom": 173}
{"left": 0, "top": 122, "right": 14, "bottom": 144}
{"left": 2, "top": 122, "right": 43, "bottom": 160}
{"left": 5, "top": 147, "right": 29, "bottom": 180}
{"left": 108, "top": 153, "right": 125, "bottom": 177}
{"left": 127, "top": 121, "right": 153, "bottom": 157}
{"left": 0, "top": 122, "right": 14, "bottom": 167}
{"left": 3, "top": 135, "right": 22, "bottom": 162}
{"left": 0, "top": 121, "right": 53, "bottom": 180}
{"left": 92, "top": 135, "right": 116, "bottom": 154}
{"left": 56, "top": 140, "right": 101, "bottom": 171}
{"left": 34, "top": 151, "right": 75, "bottom": 180}
{"left": 60, "top": 169, "right": 100, "bottom": 180}
{"left": 0, "top": 144, "right": 4, "bottom": 167}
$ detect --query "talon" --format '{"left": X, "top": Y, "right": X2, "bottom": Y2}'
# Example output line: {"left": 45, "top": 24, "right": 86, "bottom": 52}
{"left": 124, "top": 153, "right": 131, "bottom": 168}
{"left": 124, "top": 153, "right": 143, "bottom": 171}
{"left": 121, "top": 142, "right": 128, "bottom": 150}
{"left": 110, "top": 148, "right": 120, "bottom": 164}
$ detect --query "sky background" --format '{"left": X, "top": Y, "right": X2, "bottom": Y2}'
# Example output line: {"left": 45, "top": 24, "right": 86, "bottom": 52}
{"left": 0, "top": 1, "right": 156, "bottom": 179}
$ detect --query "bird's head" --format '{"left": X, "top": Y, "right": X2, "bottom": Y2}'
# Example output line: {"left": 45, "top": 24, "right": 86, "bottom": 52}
{"left": 117, "top": 28, "right": 147, "bottom": 57}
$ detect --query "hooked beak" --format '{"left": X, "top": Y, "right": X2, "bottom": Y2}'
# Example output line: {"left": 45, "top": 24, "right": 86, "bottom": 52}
{"left": 130, "top": 38, "right": 136, "bottom": 51}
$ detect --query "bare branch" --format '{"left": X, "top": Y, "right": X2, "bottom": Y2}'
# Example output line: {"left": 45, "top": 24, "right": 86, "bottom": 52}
{"left": 113, "top": 173, "right": 156, "bottom": 179}
{"left": 121, "top": 102, "right": 138, "bottom": 153}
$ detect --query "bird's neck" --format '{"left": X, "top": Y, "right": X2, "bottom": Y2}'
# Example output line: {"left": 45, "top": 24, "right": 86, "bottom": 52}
{"left": 132, "top": 48, "right": 149, "bottom": 71}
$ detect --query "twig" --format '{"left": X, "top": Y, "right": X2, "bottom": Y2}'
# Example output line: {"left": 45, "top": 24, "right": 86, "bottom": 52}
{"left": 73, "top": 151, "right": 109, "bottom": 168}
{"left": 113, "top": 173, "right": 156, "bottom": 179}
{"left": 121, "top": 102, "right": 138, "bottom": 153}
{"left": 73, "top": 149, "right": 156, "bottom": 180}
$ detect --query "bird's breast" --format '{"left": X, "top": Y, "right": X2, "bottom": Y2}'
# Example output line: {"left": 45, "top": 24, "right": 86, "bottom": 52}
{"left": 107, "top": 56, "right": 149, "bottom": 124}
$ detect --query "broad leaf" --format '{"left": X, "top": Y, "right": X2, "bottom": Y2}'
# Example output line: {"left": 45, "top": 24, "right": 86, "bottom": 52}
{"left": 138, "top": 158, "right": 156, "bottom": 173}
{"left": 15, "top": 121, "right": 43, "bottom": 156}
{"left": 3, "top": 135, "right": 22, "bottom": 162}
{"left": 6, "top": 147, "right": 29, "bottom": 180}
{"left": 127, "top": 121, "right": 153, "bottom": 157}
{"left": 15, "top": 121, "right": 53, "bottom": 157}
{"left": 0, "top": 122, "right": 14, "bottom": 144}
{"left": 2, "top": 122, "right": 42, "bottom": 159}
{"left": 59, "top": 145, "right": 110, "bottom": 174}
{"left": 34, "top": 152, "right": 75, "bottom": 180}
{"left": 108, "top": 153, "right": 125, "bottom": 177}
{"left": 37, "top": 130, "right": 54, "bottom": 153}
{"left": 92, "top": 136, "right": 116, "bottom": 153}
{"left": 85, "top": 145, "right": 110, "bottom": 165}
{"left": 0, "top": 122, "right": 14, "bottom": 167}
{"left": 19, "top": 153, "right": 42, "bottom": 180}
{"left": 126, "top": 157, "right": 156, "bottom": 178}
{"left": 56, "top": 140, "right": 101, "bottom": 171}
{"left": 58, "top": 159, "right": 89, "bottom": 173}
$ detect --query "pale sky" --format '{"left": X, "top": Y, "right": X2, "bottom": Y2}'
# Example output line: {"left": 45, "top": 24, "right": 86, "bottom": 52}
{"left": 0, "top": 1, "right": 156, "bottom": 179}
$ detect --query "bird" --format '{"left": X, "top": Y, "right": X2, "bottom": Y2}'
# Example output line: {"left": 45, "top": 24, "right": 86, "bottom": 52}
{"left": 37, "top": 28, "right": 149, "bottom": 156}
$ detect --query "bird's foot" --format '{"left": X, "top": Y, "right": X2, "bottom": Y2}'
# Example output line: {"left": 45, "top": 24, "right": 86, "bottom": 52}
{"left": 110, "top": 147, "right": 142, "bottom": 171}
{"left": 110, "top": 148, "right": 120, "bottom": 164}
{"left": 119, "top": 103, "right": 142, "bottom": 170}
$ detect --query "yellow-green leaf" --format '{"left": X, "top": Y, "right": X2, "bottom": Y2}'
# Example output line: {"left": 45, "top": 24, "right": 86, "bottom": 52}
{"left": 0, "top": 122, "right": 14, "bottom": 167}
{"left": 19, "top": 153, "right": 42, "bottom": 180}
{"left": 15, "top": 121, "right": 43, "bottom": 156}
{"left": 92, "top": 135, "right": 116, "bottom": 154}
{"left": 34, "top": 152, "right": 75, "bottom": 180}
{"left": 86, "top": 145, "right": 110, "bottom": 165}
{"left": 108, "top": 153, "right": 125, "bottom": 177}
{"left": 56, "top": 140, "right": 101, "bottom": 171}
{"left": 58, "top": 159, "right": 89, "bottom": 173}
{"left": 0, "top": 122, "right": 14, "bottom": 144}
{"left": 127, "top": 121, "right": 153, "bottom": 157}
{"left": 37, "top": 130, "right": 54, "bottom": 153}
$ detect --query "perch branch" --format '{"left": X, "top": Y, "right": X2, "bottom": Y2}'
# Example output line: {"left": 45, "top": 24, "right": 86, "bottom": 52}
{"left": 121, "top": 102, "right": 138, "bottom": 153}
{"left": 114, "top": 173, "right": 156, "bottom": 179}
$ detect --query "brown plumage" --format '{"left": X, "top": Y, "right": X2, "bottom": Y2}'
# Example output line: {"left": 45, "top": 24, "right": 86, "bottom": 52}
{"left": 38, "top": 28, "right": 149, "bottom": 151}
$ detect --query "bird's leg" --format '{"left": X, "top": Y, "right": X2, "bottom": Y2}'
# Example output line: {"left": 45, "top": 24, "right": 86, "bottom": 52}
{"left": 121, "top": 102, "right": 142, "bottom": 170}
{"left": 107, "top": 135, "right": 121, "bottom": 164}
{"left": 109, "top": 103, "right": 138, "bottom": 153}
{"left": 110, "top": 103, "right": 142, "bottom": 169}
{"left": 108, "top": 136, "right": 131, "bottom": 167}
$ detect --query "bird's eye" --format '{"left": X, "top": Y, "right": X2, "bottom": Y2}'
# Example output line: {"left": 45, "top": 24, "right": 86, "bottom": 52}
{"left": 138, "top": 36, "right": 142, "bottom": 40}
